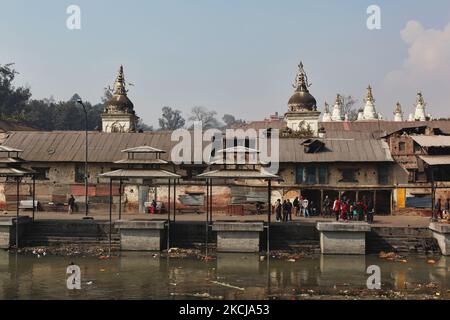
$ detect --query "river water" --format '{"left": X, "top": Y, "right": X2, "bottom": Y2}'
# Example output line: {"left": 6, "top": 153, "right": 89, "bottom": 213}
{"left": 0, "top": 251, "right": 448, "bottom": 299}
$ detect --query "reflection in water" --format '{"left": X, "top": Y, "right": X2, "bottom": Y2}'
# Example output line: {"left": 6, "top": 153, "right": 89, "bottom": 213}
{"left": 0, "top": 251, "right": 448, "bottom": 299}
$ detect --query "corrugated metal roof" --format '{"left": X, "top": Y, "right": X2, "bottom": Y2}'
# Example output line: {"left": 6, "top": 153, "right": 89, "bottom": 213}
{"left": 0, "top": 145, "right": 23, "bottom": 152}
{"left": 196, "top": 169, "right": 281, "bottom": 180}
{"left": 234, "top": 119, "right": 450, "bottom": 140}
{"left": 412, "top": 135, "right": 450, "bottom": 147}
{"left": 419, "top": 155, "right": 450, "bottom": 166}
{"left": 278, "top": 138, "right": 393, "bottom": 163}
{"left": 121, "top": 146, "right": 166, "bottom": 153}
{"left": 0, "top": 167, "right": 33, "bottom": 176}
{"left": 114, "top": 159, "right": 168, "bottom": 164}
{"left": 99, "top": 169, "right": 180, "bottom": 178}
{"left": 1, "top": 131, "right": 393, "bottom": 164}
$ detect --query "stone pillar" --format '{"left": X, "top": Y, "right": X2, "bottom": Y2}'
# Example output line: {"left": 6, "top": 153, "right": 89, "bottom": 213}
{"left": 316, "top": 222, "right": 371, "bottom": 255}
{"left": 212, "top": 222, "right": 264, "bottom": 253}
{"left": 0, "top": 217, "right": 31, "bottom": 249}
{"left": 429, "top": 222, "right": 450, "bottom": 255}
{"left": 116, "top": 220, "right": 166, "bottom": 251}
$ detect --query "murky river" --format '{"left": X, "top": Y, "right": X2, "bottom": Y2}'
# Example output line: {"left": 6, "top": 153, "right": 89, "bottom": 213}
{"left": 0, "top": 250, "right": 448, "bottom": 299}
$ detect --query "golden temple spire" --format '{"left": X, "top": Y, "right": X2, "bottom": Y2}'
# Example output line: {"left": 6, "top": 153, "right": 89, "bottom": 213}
{"left": 365, "top": 85, "right": 375, "bottom": 103}
{"left": 293, "top": 61, "right": 311, "bottom": 91}
{"left": 113, "top": 65, "right": 127, "bottom": 96}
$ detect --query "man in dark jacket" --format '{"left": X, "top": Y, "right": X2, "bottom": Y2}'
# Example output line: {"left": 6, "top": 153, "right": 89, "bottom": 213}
{"left": 275, "top": 199, "right": 282, "bottom": 222}
{"left": 286, "top": 199, "right": 293, "bottom": 221}
{"left": 282, "top": 200, "right": 289, "bottom": 222}
{"left": 68, "top": 195, "right": 76, "bottom": 214}
{"left": 293, "top": 197, "right": 300, "bottom": 217}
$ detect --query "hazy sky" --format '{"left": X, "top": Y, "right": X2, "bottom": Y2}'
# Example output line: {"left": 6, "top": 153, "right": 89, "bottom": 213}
{"left": 2, "top": 0, "right": 450, "bottom": 127}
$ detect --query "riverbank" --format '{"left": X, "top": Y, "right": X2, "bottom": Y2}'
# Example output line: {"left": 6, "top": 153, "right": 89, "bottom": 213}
{"left": 0, "top": 250, "right": 448, "bottom": 300}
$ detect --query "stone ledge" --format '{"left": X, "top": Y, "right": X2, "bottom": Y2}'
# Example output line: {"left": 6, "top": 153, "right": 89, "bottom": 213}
{"left": 0, "top": 216, "right": 31, "bottom": 226}
{"left": 212, "top": 222, "right": 264, "bottom": 232}
{"left": 316, "top": 222, "right": 371, "bottom": 232}
{"left": 115, "top": 220, "right": 166, "bottom": 230}
{"left": 429, "top": 222, "right": 450, "bottom": 234}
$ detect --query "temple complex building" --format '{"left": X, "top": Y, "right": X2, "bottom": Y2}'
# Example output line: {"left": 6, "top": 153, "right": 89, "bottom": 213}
{"left": 0, "top": 62, "right": 448, "bottom": 217}
{"left": 284, "top": 62, "right": 321, "bottom": 136}
{"left": 101, "top": 65, "right": 138, "bottom": 133}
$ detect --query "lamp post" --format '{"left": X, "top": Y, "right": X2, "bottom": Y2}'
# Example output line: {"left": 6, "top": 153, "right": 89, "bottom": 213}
{"left": 76, "top": 99, "right": 89, "bottom": 217}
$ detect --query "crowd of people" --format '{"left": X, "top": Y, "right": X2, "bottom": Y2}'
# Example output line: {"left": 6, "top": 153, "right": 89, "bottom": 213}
{"left": 274, "top": 194, "right": 376, "bottom": 223}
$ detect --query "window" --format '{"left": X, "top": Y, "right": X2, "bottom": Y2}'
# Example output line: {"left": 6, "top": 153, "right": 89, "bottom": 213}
{"left": 398, "top": 142, "right": 406, "bottom": 152}
{"left": 378, "top": 166, "right": 389, "bottom": 185}
{"left": 32, "top": 167, "right": 50, "bottom": 180}
{"left": 305, "top": 167, "right": 317, "bottom": 184}
{"left": 75, "top": 164, "right": 85, "bottom": 183}
{"left": 318, "top": 166, "right": 328, "bottom": 184}
{"left": 339, "top": 169, "right": 357, "bottom": 182}
{"left": 413, "top": 142, "right": 421, "bottom": 153}
{"left": 295, "top": 165, "right": 328, "bottom": 185}
{"left": 295, "top": 166, "right": 304, "bottom": 184}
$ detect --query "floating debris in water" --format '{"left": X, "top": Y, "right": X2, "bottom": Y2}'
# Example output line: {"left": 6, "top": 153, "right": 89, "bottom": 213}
{"left": 210, "top": 280, "right": 245, "bottom": 291}
{"left": 170, "top": 292, "right": 223, "bottom": 299}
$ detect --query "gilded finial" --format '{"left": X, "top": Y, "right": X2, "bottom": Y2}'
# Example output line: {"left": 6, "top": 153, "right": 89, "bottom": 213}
{"left": 113, "top": 65, "right": 127, "bottom": 96}
{"left": 365, "top": 85, "right": 375, "bottom": 103}
{"left": 394, "top": 102, "right": 402, "bottom": 114}
{"left": 293, "top": 61, "right": 311, "bottom": 91}
{"left": 416, "top": 92, "right": 425, "bottom": 105}
{"left": 334, "top": 94, "right": 342, "bottom": 106}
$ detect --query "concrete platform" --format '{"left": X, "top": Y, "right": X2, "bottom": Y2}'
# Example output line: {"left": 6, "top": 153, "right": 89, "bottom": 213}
{"left": 316, "top": 222, "right": 371, "bottom": 255}
{"left": 212, "top": 222, "right": 264, "bottom": 253}
{"left": 115, "top": 220, "right": 166, "bottom": 251}
{"left": 429, "top": 222, "right": 450, "bottom": 255}
{"left": 0, "top": 216, "right": 31, "bottom": 249}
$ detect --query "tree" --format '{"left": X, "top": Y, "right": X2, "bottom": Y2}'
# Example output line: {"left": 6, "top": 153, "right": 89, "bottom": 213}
{"left": 101, "top": 87, "right": 113, "bottom": 105}
{"left": 136, "top": 118, "right": 153, "bottom": 132}
{"left": 188, "top": 106, "right": 222, "bottom": 129}
{"left": 158, "top": 106, "right": 185, "bottom": 130}
{"left": 340, "top": 94, "right": 359, "bottom": 121}
{"left": 222, "top": 114, "right": 245, "bottom": 128}
{"left": 0, "top": 63, "right": 31, "bottom": 118}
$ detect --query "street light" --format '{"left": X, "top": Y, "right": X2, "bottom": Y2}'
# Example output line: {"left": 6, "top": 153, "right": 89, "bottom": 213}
{"left": 76, "top": 98, "right": 89, "bottom": 217}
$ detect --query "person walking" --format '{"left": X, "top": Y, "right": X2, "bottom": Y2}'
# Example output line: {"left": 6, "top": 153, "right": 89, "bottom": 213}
{"left": 275, "top": 199, "right": 282, "bottom": 222}
{"left": 293, "top": 197, "right": 300, "bottom": 217}
{"left": 286, "top": 199, "right": 293, "bottom": 221}
{"left": 282, "top": 200, "right": 289, "bottom": 222}
{"left": 340, "top": 201, "right": 348, "bottom": 221}
{"left": 302, "top": 197, "right": 310, "bottom": 218}
{"left": 435, "top": 198, "right": 443, "bottom": 220}
{"left": 68, "top": 195, "right": 76, "bottom": 214}
{"left": 333, "top": 197, "right": 340, "bottom": 221}
{"left": 323, "top": 195, "right": 331, "bottom": 216}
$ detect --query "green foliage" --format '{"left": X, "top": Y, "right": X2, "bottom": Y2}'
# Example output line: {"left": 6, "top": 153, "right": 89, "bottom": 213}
{"left": 158, "top": 106, "right": 185, "bottom": 130}
{"left": 188, "top": 106, "right": 222, "bottom": 129}
{"left": 222, "top": 114, "right": 245, "bottom": 128}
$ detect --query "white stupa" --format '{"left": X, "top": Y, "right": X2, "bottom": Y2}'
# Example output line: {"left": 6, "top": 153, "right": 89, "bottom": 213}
{"left": 331, "top": 94, "right": 343, "bottom": 121}
{"left": 322, "top": 102, "right": 332, "bottom": 122}
{"left": 362, "top": 85, "right": 377, "bottom": 120}
{"left": 393, "top": 102, "right": 403, "bottom": 122}
{"left": 357, "top": 110, "right": 364, "bottom": 121}
{"left": 414, "top": 92, "right": 427, "bottom": 121}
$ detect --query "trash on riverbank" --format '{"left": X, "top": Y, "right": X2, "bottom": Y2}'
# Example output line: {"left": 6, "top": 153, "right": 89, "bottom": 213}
{"left": 20, "top": 245, "right": 117, "bottom": 257}
{"left": 170, "top": 292, "right": 223, "bottom": 299}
